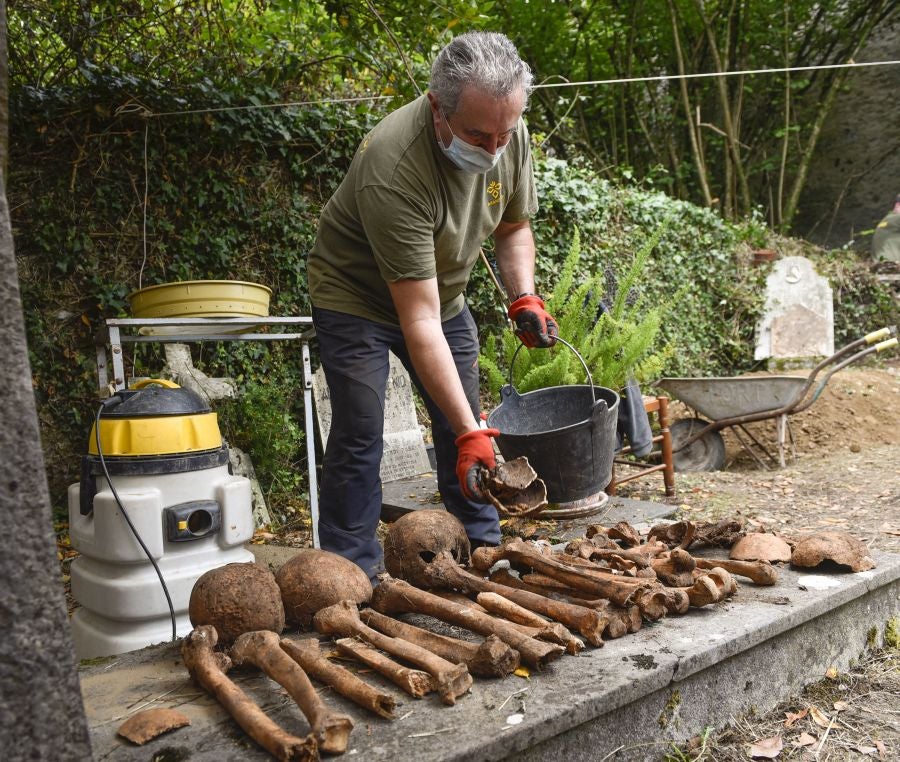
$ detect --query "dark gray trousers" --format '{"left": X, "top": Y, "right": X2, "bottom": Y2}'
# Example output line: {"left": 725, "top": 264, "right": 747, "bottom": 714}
{"left": 312, "top": 305, "right": 500, "bottom": 580}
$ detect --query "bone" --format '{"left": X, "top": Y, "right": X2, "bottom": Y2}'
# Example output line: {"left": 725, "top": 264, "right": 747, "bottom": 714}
{"left": 432, "top": 590, "right": 569, "bottom": 647}
{"left": 475, "top": 592, "right": 584, "bottom": 655}
{"left": 424, "top": 551, "right": 608, "bottom": 647}
{"left": 334, "top": 638, "right": 433, "bottom": 698}
{"left": 182, "top": 626, "right": 317, "bottom": 761}
{"left": 371, "top": 575, "right": 564, "bottom": 668}
{"left": 648, "top": 520, "right": 697, "bottom": 550}
{"left": 359, "top": 609, "right": 520, "bottom": 678}
{"left": 697, "top": 566, "right": 737, "bottom": 597}
{"left": 231, "top": 630, "right": 353, "bottom": 755}
{"left": 313, "top": 601, "right": 471, "bottom": 706}
{"left": 279, "top": 638, "right": 396, "bottom": 720}
{"left": 693, "top": 557, "right": 778, "bottom": 585}
{"left": 607, "top": 521, "right": 642, "bottom": 547}
{"left": 651, "top": 548, "right": 697, "bottom": 587}
{"left": 679, "top": 575, "right": 723, "bottom": 607}
{"left": 471, "top": 539, "right": 653, "bottom": 610}
{"left": 522, "top": 567, "right": 673, "bottom": 621}
{"left": 487, "top": 568, "right": 630, "bottom": 639}
{"left": 693, "top": 518, "right": 745, "bottom": 548}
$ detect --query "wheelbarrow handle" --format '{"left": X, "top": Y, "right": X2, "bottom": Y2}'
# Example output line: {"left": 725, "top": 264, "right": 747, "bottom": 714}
{"left": 793, "top": 337, "right": 898, "bottom": 414}
{"left": 864, "top": 327, "right": 894, "bottom": 344}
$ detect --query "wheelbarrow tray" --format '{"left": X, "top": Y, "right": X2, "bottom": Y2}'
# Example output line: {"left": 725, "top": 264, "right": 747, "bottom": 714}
{"left": 656, "top": 375, "right": 807, "bottom": 422}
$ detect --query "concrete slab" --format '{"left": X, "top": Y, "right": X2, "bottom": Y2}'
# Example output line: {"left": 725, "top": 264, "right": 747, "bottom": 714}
{"left": 79, "top": 551, "right": 900, "bottom": 761}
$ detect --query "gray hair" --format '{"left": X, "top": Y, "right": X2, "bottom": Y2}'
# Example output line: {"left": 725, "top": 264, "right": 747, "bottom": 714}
{"left": 429, "top": 32, "right": 533, "bottom": 115}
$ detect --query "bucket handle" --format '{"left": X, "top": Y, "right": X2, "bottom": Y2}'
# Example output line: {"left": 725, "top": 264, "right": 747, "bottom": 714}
{"left": 508, "top": 336, "right": 596, "bottom": 404}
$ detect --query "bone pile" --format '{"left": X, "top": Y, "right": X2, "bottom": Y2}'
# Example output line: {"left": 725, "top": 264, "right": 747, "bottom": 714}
{"left": 179, "top": 512, "right": 874, "bottom": 760}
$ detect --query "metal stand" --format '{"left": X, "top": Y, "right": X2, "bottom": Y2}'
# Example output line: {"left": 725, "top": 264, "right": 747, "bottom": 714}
{"left": 96, "top": 316, "right": 321, "bottom": 548}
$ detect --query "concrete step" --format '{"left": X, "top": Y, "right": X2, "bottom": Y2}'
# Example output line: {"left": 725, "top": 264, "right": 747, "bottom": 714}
{"left": 79, "top": 551, "right": 900, "bottom": 762}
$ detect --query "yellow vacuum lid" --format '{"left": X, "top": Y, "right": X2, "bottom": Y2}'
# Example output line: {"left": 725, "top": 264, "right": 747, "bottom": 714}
{"left": 88, "top": 379, "right": 223, "bottom": 456}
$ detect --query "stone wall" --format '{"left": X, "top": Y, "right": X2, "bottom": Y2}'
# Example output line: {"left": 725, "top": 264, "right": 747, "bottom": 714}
{"left": 794, "top": 16, "right": 900, "bottom": 250}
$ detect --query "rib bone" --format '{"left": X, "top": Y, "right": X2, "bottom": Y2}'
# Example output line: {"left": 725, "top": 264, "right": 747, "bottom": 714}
{"left": 182, "top": 626, "right": 317, "bottom": 761}
{"left": 313, "top": 601, "right": 471, "bottom": 706}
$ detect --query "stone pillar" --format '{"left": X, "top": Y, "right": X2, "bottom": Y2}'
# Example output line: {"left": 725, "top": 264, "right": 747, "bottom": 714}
{"left": 0, "top": 3, "right": 93, "bottom": 757}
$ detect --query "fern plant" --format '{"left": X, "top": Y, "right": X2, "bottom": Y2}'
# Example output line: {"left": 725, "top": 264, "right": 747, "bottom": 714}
{"left": 480, "top": 225, "right": 673, "bottom": 396}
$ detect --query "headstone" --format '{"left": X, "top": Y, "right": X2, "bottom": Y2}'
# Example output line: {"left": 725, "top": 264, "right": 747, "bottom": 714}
{"left": 312, "top": 352, "right": 432, "bottom": 481}
{"left": 754, "top": 256, "right": 834, "bottom": 367}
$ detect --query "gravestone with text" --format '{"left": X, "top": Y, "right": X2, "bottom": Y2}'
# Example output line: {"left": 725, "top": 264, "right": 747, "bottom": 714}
{"left": 312, "top": 352, "right": 432, "bottom": 482}
{"left": 754, "top": 256, "right": 834, "bottom": 368}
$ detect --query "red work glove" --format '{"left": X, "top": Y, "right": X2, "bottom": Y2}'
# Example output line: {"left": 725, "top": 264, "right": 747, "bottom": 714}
{"left": 455, "top": 428, "right": 500, "bottom": 501}
{"left": 507, "top": 294, "right": 558, "bottom": 348}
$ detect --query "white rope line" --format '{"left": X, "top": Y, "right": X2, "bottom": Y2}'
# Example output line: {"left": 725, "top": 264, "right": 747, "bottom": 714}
{"left": 131, "top": 59, "right": 899, "bottom": 119}
{"left": 144, "top": 93, "right": 396, "bottom": 118}
{"left": 532, "top": 59, "right": 900, "bottom": 89}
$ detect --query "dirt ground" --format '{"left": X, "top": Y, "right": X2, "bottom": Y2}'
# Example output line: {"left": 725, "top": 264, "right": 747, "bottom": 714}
{"left": 615, "top": 365, "right": 900, "bottom": 761}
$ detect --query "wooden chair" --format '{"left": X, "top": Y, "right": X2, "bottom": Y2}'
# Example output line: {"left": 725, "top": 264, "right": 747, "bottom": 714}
{"left": 606, "top": 395, "right": 676, "bottom": 501}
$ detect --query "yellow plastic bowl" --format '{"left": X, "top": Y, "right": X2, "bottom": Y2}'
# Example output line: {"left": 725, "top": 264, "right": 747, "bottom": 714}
{"left": 128, "top": 280, "right": 272, "bottom": 334}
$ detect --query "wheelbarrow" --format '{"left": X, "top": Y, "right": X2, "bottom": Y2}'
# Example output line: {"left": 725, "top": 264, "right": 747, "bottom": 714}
{"left": 656, "top": 327, "right": 898, "bottom": 471}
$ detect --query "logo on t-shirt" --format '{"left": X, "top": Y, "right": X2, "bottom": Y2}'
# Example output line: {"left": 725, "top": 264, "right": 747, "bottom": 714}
{"left": 487, "top": 181, "right": 503, "bottom": 207}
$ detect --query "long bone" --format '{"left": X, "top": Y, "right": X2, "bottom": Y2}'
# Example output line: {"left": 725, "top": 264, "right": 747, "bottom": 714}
{"left": 520, "top": 571, "right": 685, "bottom": 617}
{"left": 182, "top": 626, "right": 317, "bottom": 762}
{"left": 334, "top": 638, "right": 433, "bottom": 698}
{"left": 471, "top": 539, "right": 655, "bottom": 611}
{"left": 359, "top": 609, "right": 520, "bottom": 678}
{"left": 693, "top": 557, "right": 778, "bottom": 585}
{"left": 434, "top": 591, "right": 584, "bottom": 655}
{"left": 423, "top": 551, "right": 608, "bottom": 647}
{"left": 279, "top": 639, "right": 396, "bottom": 720}
{"left": 371, "top": 575, "right": 564, "bottom": 668}
{"left": 475, "top": 592, "right": 584, "bottom": 655}
{"left": 313, "top": 601, "right": 471, "bottom": 706}
{"left": 487, "top": 568, "right": 637, "bottom": 636}
{"left": 231, "top": 630, "right": 354, "bottom": 755}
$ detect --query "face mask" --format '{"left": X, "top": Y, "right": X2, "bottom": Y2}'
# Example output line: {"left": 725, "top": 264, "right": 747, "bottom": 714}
{"left": 438, "top": 110, "right": 506, "bottom": 173}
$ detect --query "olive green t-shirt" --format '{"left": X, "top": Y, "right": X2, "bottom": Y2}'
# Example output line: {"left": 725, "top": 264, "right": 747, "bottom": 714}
{"left": 308, "top": 95, "right": 538, "bottom": 325}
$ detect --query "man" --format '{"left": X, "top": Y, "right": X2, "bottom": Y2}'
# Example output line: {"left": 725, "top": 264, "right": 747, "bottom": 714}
{"left": 307, "top": 31, "right": 557, "bottom": 580}
{"left": 872, "top": 194, "right": 900, "bottom": 263}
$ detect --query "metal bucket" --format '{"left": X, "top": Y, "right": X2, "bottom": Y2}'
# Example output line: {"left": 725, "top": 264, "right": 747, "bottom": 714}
{"left": 486, "top": 338, "right": 619, "bottom": 503}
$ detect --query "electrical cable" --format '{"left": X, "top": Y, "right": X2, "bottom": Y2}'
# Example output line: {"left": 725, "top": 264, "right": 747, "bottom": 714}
{"left": 94, "top": 398, "right": 177, "bottom": 642}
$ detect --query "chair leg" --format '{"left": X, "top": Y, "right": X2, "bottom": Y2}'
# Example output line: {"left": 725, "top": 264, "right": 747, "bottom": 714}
{"left": 658, "top": 396, "right": 676, "bottom": 499}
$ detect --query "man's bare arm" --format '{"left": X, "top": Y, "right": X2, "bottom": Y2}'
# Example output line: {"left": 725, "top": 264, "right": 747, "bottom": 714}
{"left": 387, "top": 277, "right": 480, "bottom": 437}
{"left": 493, "top": 219, "right": 536, "bottom": 301}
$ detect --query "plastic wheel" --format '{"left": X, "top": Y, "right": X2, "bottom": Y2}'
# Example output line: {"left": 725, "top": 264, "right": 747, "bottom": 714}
{"left": 670, "top": 417, "right": 726, "bottom": 472}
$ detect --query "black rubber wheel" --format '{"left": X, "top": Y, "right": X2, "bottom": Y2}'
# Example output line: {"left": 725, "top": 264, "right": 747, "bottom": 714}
{"left": 670, "top": 417, "right": 726, "bottom": 472}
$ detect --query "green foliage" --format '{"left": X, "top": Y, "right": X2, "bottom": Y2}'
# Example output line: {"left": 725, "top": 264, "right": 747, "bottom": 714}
{"left": 212, "top": 356, "right": 307, "bottom": 526}
{"left": 470, "top": 153, "right": 771, "bottom": 389}
{"left": 10, "top": 5, "right": 895, "bottom": 520}
{"left": 480, "top": 226, "right": 672, "bottom": 396}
